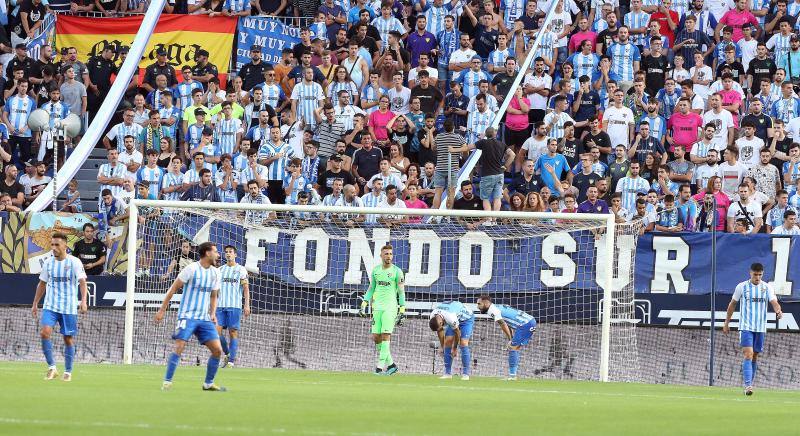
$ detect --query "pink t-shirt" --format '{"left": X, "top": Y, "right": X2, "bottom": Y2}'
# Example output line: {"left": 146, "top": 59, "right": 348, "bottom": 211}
{"left": 568, "top": 31, "right": 597, "bottom": 52}
{"left": 667, "top": 112, "right": 703, "bottom": 152}
{"left": 404, "top": 198, "right": 428, "bottom": 223}
{"left": 719, "top": 10, "right": 759, "bottom": 42}
{"left": 506, "top": 96, "right": 531, "bottom": 131}
{"left": 693, "top": 191, "right": 731, "bottom": 231}
{"left": 719, "top": 89, "right": 742, "bottom": 126}
{"left": 369, "top": 109, "right": 395, "bottom": 141}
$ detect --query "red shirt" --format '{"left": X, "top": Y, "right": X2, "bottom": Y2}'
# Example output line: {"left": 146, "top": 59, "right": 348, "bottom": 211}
{"left": 648, "top": 10, "right": 679, "bottom": 46}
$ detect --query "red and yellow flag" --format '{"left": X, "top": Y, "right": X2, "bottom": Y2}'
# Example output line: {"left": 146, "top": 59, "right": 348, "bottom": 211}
{"left": 55, "top": 14, "right": 237, "bottom": 85}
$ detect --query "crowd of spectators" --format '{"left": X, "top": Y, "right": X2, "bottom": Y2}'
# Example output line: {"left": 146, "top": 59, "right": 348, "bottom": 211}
{"left": 0, "top": 0, "right": 799, "bottom": 241}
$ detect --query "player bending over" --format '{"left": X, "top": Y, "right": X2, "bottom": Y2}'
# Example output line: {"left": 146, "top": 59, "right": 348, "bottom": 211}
{"left": 429, "top": 301, "right": 475, "bottom": 380}
{"left": 31, "top": 233, "right": 88, "bottom": 381}
{"left": 155, "top": 242, "right": 226, "bottom": 391}
{"left": 216, "top": 245, "right": 250, "bottom": 368}
{"left": 723, "top": 262, "right": 782, "bottom": 396}
{"left": 360, "top": 244, "right": 405, "bottom": 375}
{"left": 476, "top": 295, "right": 537, "bottom": 380}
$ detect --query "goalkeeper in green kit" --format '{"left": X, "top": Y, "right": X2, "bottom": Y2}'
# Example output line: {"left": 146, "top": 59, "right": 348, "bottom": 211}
{"left": 360, "top": 244, "right": 405, "bottom": 375}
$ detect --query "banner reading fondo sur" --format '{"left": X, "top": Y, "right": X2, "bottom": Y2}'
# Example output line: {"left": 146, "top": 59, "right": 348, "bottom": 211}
{"left": 235, "top": 17, "right": 301, "bottom": 71}
{"left": 55, "top": 14, "right": 237, "bottom": 84}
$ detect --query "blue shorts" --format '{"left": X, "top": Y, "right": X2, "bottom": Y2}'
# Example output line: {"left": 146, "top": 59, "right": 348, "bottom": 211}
{"left": 511, "top": 319, "right": 537, "bottom": 347}
{"left": 172, "top": 318, "right": 220, "bottom": 344}
{"left": 445, "top": 316, "right": 475, "bottom": 340}
{"left": 40, "top": 309, "right": 78, "bottom": 337}
{"left": 433, "top": 170, "right": 458, "bottom": 189}
{"left": 740, "top": 330, "right": 765, "bottom": 353}
{"left": 479, "top": 174, "right": 504, "bottom": 201}
{"left": 216, "top": 308, "right": 242, "bottom": 330}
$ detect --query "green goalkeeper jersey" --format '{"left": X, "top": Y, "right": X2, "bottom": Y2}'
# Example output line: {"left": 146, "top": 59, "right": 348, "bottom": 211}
{"left": 364, "top": 264, "right": 405, "bottom": 311}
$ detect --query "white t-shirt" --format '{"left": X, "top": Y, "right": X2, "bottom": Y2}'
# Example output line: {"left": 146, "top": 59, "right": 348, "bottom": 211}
{"left": 550, "top": 11, "right": 572, "bottom": 47}
{"left": 523, "top": 73, "right": 552, "bottom": 109}
{"left": 119, "top": 149, "right": 144, "bottom": 181}
{"left": 702, "top": 109, "right": 734, "bottom": 151}
{"left": 735, "top": 136, "right": 765, "bottom": 168}
{"left": 386, "top": 86, "right": 411, "bottom": 114}
{"left": 603, "top": 105, "right": 635, "bottom": 149}
{"left": 690, "top": 65, "right": 714, "bottom": 99}
{"left": 718, "top": 161, "right": 748, "bottom": 198}
{"left": 785, "top": 117, "right": 800, "bottom": 141}
{"left": 521, "top": 136, "right": 549, "bottom": 162}
{"left": 408, "top": 67, "right": 438, "bottom": 83}
{"left": 280, "top": 122, "right": 304, "bottom": 157}
{"left": 694, "top": 164, "right": 722, "bottom": 190}
{"left": 449, "top": 49, "right": 477, "bottom": 67}
{"left": 727, "top": 200, "right": 762, "bottom": 233}
{"left": 739, "top": 38, "right": 758, "bottom": 71}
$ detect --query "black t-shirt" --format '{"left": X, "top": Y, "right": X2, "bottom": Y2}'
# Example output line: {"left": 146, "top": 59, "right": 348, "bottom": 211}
{"left": 417, "top": 128, "right": 437, "bottom": 166}
{"left": 560, "top": 138, "right": 582, "bottom": 168}
{"left": 87, "top": 56, "right": 118, "bottom": 90}
{"left": 772, "top": 136, "right": 792, "bottom": 177}
{"left": 597, "top": 28, "right": 618, "bottom": 53}
{"left": 746, "top": 58, "right": 776, "bottom": 95}
{"left": 389, "top": 129, "right": 414, "bottom": 152}
{"left": 582, "top": 131, "right": 612, "bottom": 161}
{"left": 492, "top": 72, "right": 515, "bottom": 99}
{"left": 572, "top": 90, "right": 599, "bottom": 121}
{"left": 741, "top": 113, "right": 772, "bottom": 142}
{"left": 317, "top": 169, "right": 355, "bottom": 196}
{"left": 352, "top": 146, "right": 383, "bottom": 179}
{"left": 641, "top": 55, "right": 668, "bottom": 95}
{"left": 453, "top": 194, "right": 482, "bottom": 211}
{"left": 572, "top": 171, "right": 601, "bottom": 203}
{"left": 72, "top": 238, "right": 107, "bottom": 275}
{"left": 458, "top": 12, "right": 478, "bottom": 38}
{"left": 18, "top": 1, "right": 46, "bottom": 36}
{"left": 475, "top": 138, "right": 506, "bottom": 176}
{"left": 239, "top": 61, "right": 267, "bottom": 92}
{"left": 473, "top": 25, "right": 498, "bottom": 59}
{"left": 410, "top": 85, "right": 443, "bottom": 115}
{"left": 292, "top": 42, "right": 313, "bottom": 62}
{"left": 0, "top": 179, "right": 24, "bottom": 199}
{"left": 715, "top": 61, "right": 745, "bottom": 84}
{"left": 508, "top": 173, "right": 544, "bottom": 195}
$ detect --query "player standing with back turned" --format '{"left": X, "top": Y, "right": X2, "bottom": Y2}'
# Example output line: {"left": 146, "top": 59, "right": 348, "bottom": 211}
{"left": 31, "top": 233, "right": 88, "bottom": 382}
{"left": 360, "top": 244, "right": 406, "bottom": 375}
{"left": 723, "top": 263, "right": 783, "bottom": 396}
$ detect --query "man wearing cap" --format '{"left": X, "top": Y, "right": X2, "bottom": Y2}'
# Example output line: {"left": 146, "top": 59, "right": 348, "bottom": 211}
{"left": 6, "top": 43, "right": 32, "bottom": 80}
{"left": 85, "top": 44, "right": 118, "bottom": 117}
{"left": 143, "top": 47, "right": 177, "bottom": 93}
{"left": 192, "top": 49, "right": 218, "bottom": 88}
{"left": 318, "top": 153, "right": 355, "bottom": 197}
{"left": 239, "top": 45, "right": 267, "bottom": 92}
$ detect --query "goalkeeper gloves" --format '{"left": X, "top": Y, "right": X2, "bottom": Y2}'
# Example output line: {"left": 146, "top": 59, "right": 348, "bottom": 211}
{"left": 396, "top": 306, "right": 406, "bottom": 326}
{"left": 359, "top": 300, "right": 368, "bottom": 317}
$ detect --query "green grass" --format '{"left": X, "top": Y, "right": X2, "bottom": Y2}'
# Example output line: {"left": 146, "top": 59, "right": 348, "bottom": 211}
{"left": 0, "top": 361, "right": 798, "bottom": 435}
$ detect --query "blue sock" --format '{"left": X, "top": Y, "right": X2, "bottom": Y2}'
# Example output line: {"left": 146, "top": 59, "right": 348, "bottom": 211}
{"left": 220, "top": 335, "right": 229, "bottom": 355}
{"left": 508, "top": 350, "right": 520, "bottom": 376}
{"left": 41, "top": 338, "right": 55, "bottom": 367}
{"left": 460, "top": 346, "right": 471, "bottom": 376}
{"left": 205, "top": 356, "right": 220, "bottom": 384}
{"left": 64, "top": 345, "right": 75, "bottom": 373}
{"left": 752, "top": 361, "right": 758, "bottom": 383}
{"left": 164, "top": 352, "right": 180, "bottom": 382}
{"left": 229, "top": 338, "right": 239, "bottom": 362}
{"left": 443, "top": 347, "right": 453, "bottom": 374}
{"left": 742, "top": 359, "right": 753, "bottom": 386}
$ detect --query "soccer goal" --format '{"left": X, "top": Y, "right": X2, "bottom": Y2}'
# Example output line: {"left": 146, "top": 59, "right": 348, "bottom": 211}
{"left": 123, "top": 200, "right": 642, "bottom": 382}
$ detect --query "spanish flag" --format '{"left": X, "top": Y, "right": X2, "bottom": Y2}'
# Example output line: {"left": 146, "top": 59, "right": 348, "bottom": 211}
{"left": 56, "top": 14, "right": 237, "bottom": 85}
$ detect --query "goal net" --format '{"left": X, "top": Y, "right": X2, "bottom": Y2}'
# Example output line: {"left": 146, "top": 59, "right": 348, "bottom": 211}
{"left": 124, "top": 200, "right": 642, "bottom": 382}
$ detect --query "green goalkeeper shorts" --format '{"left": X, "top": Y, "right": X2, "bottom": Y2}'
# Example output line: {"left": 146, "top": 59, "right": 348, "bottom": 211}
{"left": 371, "top": 309, "right": 397, "bottom": 334}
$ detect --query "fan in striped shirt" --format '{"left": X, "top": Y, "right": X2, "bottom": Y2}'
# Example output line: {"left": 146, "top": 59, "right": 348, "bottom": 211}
{"left": 361, "top": 178, "right": 388, "bottom": 223}
{"left": 32, "top": 233, "right": 88, "bottom": 381}
{"left": 290, "top": 68, "right": 326, "bottom": 129}
{"left": 240, "top": 179, "right": 274, "bottom": 225}
{"left": 724, "top": 263, "right": 782, "bottom": 396}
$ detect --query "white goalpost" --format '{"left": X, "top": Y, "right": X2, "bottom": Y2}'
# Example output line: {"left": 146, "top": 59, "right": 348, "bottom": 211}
{"left": 124, "top": 199, "right": 641, "bottom": 382}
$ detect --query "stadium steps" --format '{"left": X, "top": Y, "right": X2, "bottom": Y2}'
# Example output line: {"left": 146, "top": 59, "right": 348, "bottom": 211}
{"left": 70, "top": 147, "right": 111, "bottom": 213}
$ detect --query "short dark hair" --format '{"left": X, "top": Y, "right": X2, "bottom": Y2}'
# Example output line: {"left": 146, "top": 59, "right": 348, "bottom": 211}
{"left": 198, "top": 242, "right": 216, "bottom": 259}
{"left": 429, "top": 315, "right": 441, "bottom": 331}
{"left": 52, "top": 232, "right": 68, "bottom": 242}
{"left": 82, "top": 223, "right": 95, "bottom": 231}
{"left": 224, "top": 245, "right": 236, "bottom": 253}
{"left": 750, "top": 262, "right": 764, "bottom": 272}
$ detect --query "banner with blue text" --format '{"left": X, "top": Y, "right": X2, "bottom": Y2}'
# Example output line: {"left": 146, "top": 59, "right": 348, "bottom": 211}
{"left": 235, "top": 17, "right": 301, "bottom": 72}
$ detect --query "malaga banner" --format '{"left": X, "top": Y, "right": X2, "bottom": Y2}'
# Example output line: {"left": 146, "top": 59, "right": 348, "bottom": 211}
{"left": 55, "top": 14, "right": 237, "bottom": 84}
{"left": 235, "top": 17, "right": 301, "bottom": 71}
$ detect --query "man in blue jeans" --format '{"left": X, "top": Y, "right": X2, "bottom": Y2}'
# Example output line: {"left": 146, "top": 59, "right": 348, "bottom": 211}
{"left": 448, "top": 127, "right": 515, "bottom": 213}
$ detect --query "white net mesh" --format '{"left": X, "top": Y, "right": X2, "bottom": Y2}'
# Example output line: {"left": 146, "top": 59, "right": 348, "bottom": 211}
{"left": 127, "top": 202, "right": 642, "bottom": 381}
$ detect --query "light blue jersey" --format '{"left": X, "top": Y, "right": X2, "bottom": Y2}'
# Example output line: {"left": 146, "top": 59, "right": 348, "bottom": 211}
{"left": 254, "top": 83, "right": 284, "bottom": 110}
{"left": 771, "top": 97, "right": 800, "bottom": 123}
{"left": 655, "top": 89, "right": 681, "bottom": 119}
{"left": 567, "top": 52, "right": 599, "bottom": 81}
{"left": 218, "top": 263, "right": 248, "bottom": 309}
{"left": 640, "top": 114, "right": 667, "bottom": 141}
{"left": 136, "top": 165, "right": 165, "bottom": 198}
{"left": 360, "top": 191, "right": 387, "bottom": 223}
{"left": 5, "top": 94, "right": 34, "bottom": 137}
{"left": 436, "top": 28, "right": 460, "bottom": 67}
{"left": 487, "top": 48, "right": 514, "bottom": 76}
{"left": 733, "top": 280, "right": 776, "bottom": 333}
{"left": 458, "top": 69, "right": 491, "bottom": 99}
{"left": 161, "top": 171, "right": 184, "bottom": 201}
{"left": 467, "top": 109, "right": 495, "bottom": 143}
{"left": 500, "top": 0, "right": 525, "bottom": 29}
{"left": 291, "top": 82, "right": 325, "bottom": 129}
{"left": 40, "top": 101, "right": 70, "bottom": 127}
{"left": 607, "top": 42, "right": 641, "bottom": 82}
{"left": 159, "top": 106, "right": 181, "bottom": 140}
{"left": 258, "top": 141, "right": 295, "bottom": 180}
{"left": 425, "top": 3, "right": 454, "bottom": 37}
{"left": 486, "top": 303, "right": 535, "bottom": 330}
{"left": 767, "top": 205, "right": 797, "bottom": 228}
{"left": 39, "top": 255, "right": 86, "bottom": 316}
{"left": 176, "top": 261, "right": 221, "bottom": 321}
{"left": 214, "top": 117, "right": 242, "bottom": 156}
{"left": 624, "top": 11, "right": 650, "bottom": 46}
{"left": 361, "top": 84, "right": 388, "bottom": 115}
{"left": 371, "top": 15, "right": 405, "bottom": 46}
{"left": 431, "top": 301, "right": 474, "bottom": 328}
{"left": 615, "top": 176, "right": 650, "bottom": 211}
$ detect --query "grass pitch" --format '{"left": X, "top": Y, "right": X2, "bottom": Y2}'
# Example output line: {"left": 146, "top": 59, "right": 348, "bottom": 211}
{"left": 0, "top": 361, "right": 797, "bottom": 435}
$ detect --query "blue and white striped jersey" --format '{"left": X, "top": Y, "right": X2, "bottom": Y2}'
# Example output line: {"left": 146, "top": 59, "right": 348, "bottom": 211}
{"left": 185, "top": 123, "right": 205, "bottom": 151}
{"left": 159, "top": 106, "right": 181, "bottom": 140}
{"left": 436, "top": 29, "right": 461, "bottom": 67}
{"left": 214, "top": 117, "right": 242, "bottom": 156}
{"left": 671, "top": 0, "right": 690, "bottom": 19}
{"left": 607, "top": 42, "right": 641, "bottom": 82}
{"left": 173, "top": 81, "right": 203, "bottom": 111}
{"left": 367, "top": 172, "right": 404, "bottom": 192}
{"left": 310, "top": 21, "right": 328, "bottom": 42}
{"left": 568, "top": 52, "right": 599, "bottom": 81}
{"left": 136, "top": 165, "right": 165, "bottom": 198}
{"left": 146, "top": 89, "right": 168, "bottom": 111}
{"left": 39, "top": 255, "right": 86, "bottom": 315}
{"left": 771, "top": 224, "right": 800, "bottom": 235}
{"left": 238, "top": 164, "right": 268, "bottom": 186}
{"left": 98, "top": 162, "right": 127, "bottom": 197}
{"left": 641, "top": 114, "right": 667, "bottom": 141}
{"left": 733, "top": 280, "right": 776, "bottom": 333}
{"left": 789, "top": 1, "right": 800, "bottom": 17}
{"left": 767, "top": 205, "right": 797, "bottom": 229}
{"left": 692, "top": 140, "right": 715, "bottom": 158}
{"left": 328, "top": 81, "right": 359, "bottom": 105}
{"left": 240, "top": 191, "right": 273, "bottom": 224}
{"left": 253, "top": 83, "right": 284, "bottom": 110}
{"left": 360, "top": 191, "right": 386, "bottom": 223}
{"left": 371, "top": 15, "right": 405, "bottom": 46}
{"left": 543, "top": 111, "right": 575, "bottom": 141}
{"left": 486, "top": 303, "right": 535, "bottom": 330}
{"left": 624, "top": 11, "right": 650, "bottom": 46}
{"left": 771, "top": 97, "right": 800, "bottom": 123}
{"left": 258, "top": 141, "right": 295, "bottom": 181}
{"left": 533, "top": 31, "right": 557, "bottom": 63}
{"left": 183, "top": 167, "right": 202, "bottom": 185}
{"left": 767, "top": 33, "right": 792, "bottom": 62}
{"left": 246, "top": 125, "right": 270, "bottom": 144}
{"left": 500, "top": 0, "right": 525, "bottom": 29}
{"left": 283, "top": 174, "right": 309, "bottom": 204}
{"left": 161, "top": 171, "right": 184, "bottom": 201}
{"left": 467, "top": 109, "right": 495, "bottom": 144}
{"left": 655, "top": 89, "right": 681, "bottom": 119}
{"left": 615, "top": 176, "right": 650, "bottom": 211}
{"left": 218, "top": 263, "right": 248, "bottom": 309}
{"left": 290, "top": 82, "right": 325, "bottom": 129}
{"left": 431, "top": 301, "right": 474, "bottom": 328}
{"left": 487, "top": 48, "right": 514, "bottom": 76}
{"left": 425, "top": 3, "right": 453, "bottom": 37}
{"left": 224, "top": 0, "right": 248, "bottom": 12}
{"left": 361, "top": 84, "right": 388, "bottom": 115}
{"left": 107, "top": 122, "right": 144, "bottom": 152}
{"left": 40, "top": 101, "right": 70, "bottom": 127}
{"left": 458, "top": 70, "right": 491, "bottom": 99}
{"left": 5, "top": 94, "right": 34, "bottom": 137}
{"left": 176, "top": 261, "right": 221, "bottom": 321}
